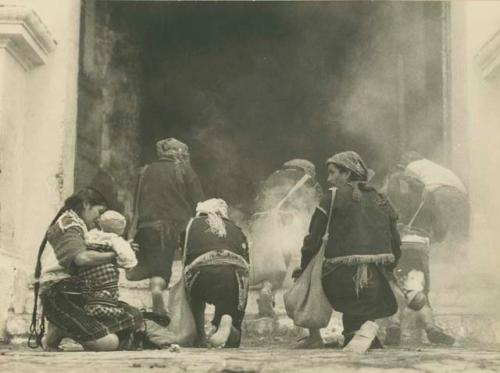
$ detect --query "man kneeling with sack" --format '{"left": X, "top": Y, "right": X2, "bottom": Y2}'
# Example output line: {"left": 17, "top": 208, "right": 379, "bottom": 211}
{"left": 293, "top": 151, "right": 401, "bottom": 353}
{"left": 181, "top": 199, "right": 250, "bottom": 348}
{"left": 383, "top": 169, "right": 455, "bottom": 346}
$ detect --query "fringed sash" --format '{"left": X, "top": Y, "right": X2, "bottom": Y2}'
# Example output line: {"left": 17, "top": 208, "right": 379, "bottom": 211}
{"left": 324, "top": 253, "right": 395, "bottom": 296}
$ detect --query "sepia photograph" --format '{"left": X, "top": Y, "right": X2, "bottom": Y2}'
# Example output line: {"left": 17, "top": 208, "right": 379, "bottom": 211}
{"left": 0, "top": 0, "right": 499, "bottom": 371}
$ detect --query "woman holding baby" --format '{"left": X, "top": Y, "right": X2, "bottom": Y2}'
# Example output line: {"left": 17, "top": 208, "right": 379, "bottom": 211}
{"left": 32, "top": 173, "right": 144, "bottom": 352}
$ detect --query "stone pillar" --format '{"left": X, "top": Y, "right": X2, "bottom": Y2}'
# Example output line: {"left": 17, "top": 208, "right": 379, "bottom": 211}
{"left": 0, "top": 6, "right": 57, "bottom": 258}
{"left": 0, "top": 4, "right": 57, "bottom": 339}
{"left": 0, "top": 1, "right": 81, "bottom": 339}
{"left": 446, "top": 2, "right": 500, "bottom": 318}
{"left": 467, "top": 3, "right": 500, "bottom": 276}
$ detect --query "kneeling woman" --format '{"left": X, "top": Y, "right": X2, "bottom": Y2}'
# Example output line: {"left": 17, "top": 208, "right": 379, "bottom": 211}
{"left": 181, "top": 199, "right": 250, "bottom": 348}
{"left": 35, "top": 187, "right": 143, "bottom": 351}
{"left": 299, "top": 151, "right": 401, "bottom": 351}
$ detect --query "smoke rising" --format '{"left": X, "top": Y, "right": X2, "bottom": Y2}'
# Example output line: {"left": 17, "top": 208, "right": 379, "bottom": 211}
{"left": 104, "top": 1, "right": 499, "bottom": 333}
{"left": 247, "top": 169, "right": 322, "bottom": 287}
{"left": 122, "top": 1, "right": 448, "bottom": 199}
{"left": 121, "top": 2, "right": 372, "bottom": 204}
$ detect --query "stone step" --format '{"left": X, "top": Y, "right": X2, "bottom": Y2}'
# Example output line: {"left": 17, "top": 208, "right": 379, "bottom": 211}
{"left": 242, "top": 313, "right": 500, "bottom": 347}
{"left": 6, "top": 305, "right": 499, "bottom": 348}
{"left": 8, "top": 263, "right": 500, "bottom": 346}
{"left": 10, "top": 284, "right": 500, "bottom": 347}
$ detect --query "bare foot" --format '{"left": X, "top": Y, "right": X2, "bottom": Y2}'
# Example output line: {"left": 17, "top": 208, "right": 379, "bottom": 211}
{"left": 150, "top": 277, "right": 167, "bottom": 315}
{"left": 41, "top": 322, "right": 64, "bottom": 352}
{"left": 208, "top": 315, "right": 233, "bottom": 348}
{"left": 41, "top": 342, "right": 63, "bottom": 352}
{"left": 295, "top": 335, "right": 324, "bottom": 349}
{"left": 257, "top": 281, "right": 276, "bottom": 318}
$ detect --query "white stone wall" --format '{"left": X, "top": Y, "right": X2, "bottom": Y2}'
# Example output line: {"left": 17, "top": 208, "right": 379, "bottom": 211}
{"left": 0, "top": 0, "right": 81, "bottom": 339}
{"left": 0, "top": 27, "right": 29, "bottom": 337}
{"left": 451, "top": 1, "right": 500, "bottom": 274}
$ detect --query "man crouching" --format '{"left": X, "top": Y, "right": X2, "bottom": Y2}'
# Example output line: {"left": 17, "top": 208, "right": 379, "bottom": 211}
{"left": 181, "top": 199, "right": 250, "bottom": 348}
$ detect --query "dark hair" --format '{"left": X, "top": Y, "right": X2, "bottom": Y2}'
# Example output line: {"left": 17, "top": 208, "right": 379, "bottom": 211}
{"left": 63, "top": 188, "right": 108, "bottom": 216}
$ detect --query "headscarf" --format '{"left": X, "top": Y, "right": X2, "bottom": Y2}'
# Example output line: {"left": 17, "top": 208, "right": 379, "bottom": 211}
{"left": 156, "top": 138, "right": 191, "bottom": 185}
{"left": 326, "top": 151, "right": 369, "bottom": 182}
{"left": 196, "top": 198, "right": 229, "bottom": 237}
{"left": 282, "top": 159, "right": 316, "bottom": 179}
{"left": 156, "top": 137, "right": 189, "bottom": 163}
{"left": 326, "top": 151, "right": 369, "bottom": 201}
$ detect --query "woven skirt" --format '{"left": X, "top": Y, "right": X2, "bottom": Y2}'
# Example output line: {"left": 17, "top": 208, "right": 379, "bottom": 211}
{"left": 41, "top": 278, "right": 143, "bottom": 343}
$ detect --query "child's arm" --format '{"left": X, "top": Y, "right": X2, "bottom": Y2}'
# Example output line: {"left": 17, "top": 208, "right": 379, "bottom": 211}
{"left": 74, "top": 250, "right": 116, "bottom": 267}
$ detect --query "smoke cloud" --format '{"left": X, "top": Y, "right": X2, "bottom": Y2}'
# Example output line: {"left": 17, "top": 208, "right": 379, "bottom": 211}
{"left": 102, "top": 1, "right": 498, "bottom": 338}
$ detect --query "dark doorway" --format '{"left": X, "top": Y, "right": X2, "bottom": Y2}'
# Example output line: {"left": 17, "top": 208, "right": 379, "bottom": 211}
{"left": 76, "top": 1, "right": 447, "bottom": 213}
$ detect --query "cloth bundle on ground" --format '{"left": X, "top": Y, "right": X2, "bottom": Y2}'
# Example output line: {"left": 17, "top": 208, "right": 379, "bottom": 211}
{"left": 144, "top": 274, "right": 197, "bottom": 348}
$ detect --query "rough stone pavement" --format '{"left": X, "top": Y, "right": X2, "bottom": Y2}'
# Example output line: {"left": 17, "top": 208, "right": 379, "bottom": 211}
{"left": 1, "top": 345, "right": 500, "bottom": 373}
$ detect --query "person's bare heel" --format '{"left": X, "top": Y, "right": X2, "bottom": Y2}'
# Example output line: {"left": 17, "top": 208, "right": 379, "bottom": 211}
{"left": 208, "top": 315, "right": 233, "bottom": 348}
{"left": 150, "top": 277, "right": 168, "bottom": 315}
{"left": 295, "top": 329, "right": 324, "bottom": 349}
{"left": 42, "top": 322, "right": 64, "bottom": 352}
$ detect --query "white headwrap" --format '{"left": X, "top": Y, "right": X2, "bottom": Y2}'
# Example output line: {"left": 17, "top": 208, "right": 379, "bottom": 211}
{"left": 196, "top": 198, "right": 229, "bottom": 237}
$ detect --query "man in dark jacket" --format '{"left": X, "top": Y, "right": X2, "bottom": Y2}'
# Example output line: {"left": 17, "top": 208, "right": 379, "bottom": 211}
{"left": 127, "top": 138, "right": 205, "bottom": 317}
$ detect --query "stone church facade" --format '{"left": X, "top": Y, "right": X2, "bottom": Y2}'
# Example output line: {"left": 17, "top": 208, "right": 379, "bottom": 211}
{"left": 0, "top": 0, "right": 499, "bottom": 341}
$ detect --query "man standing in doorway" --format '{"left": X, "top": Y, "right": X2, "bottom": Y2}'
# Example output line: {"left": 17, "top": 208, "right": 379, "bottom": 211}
{"left": 127, "top": 138, "right": 205, "bottom": 319}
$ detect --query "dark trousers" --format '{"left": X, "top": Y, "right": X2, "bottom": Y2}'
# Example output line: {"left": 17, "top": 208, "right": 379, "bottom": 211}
{"left": 129, "top": 221, "right": 180, "bottom": 283}
{"left": 322, "top": 263, "right": 397, "bottom": 347}
{"left": 190, "top": 266, "right": 245, "bottom": 347}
